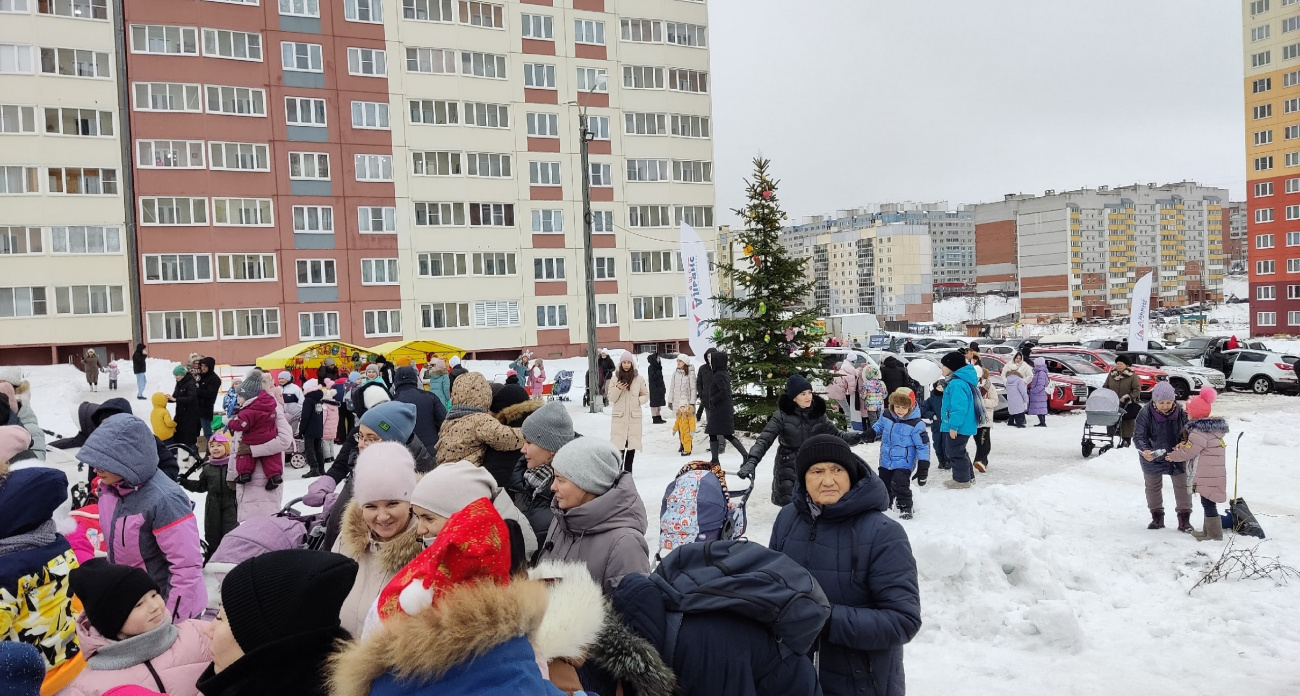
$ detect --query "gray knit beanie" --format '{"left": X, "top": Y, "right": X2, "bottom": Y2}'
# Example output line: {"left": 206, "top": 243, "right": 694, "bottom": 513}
{"left": 521, "top": 402, "right": 576, "bottom": 453}
{"left": 551, "top": 437, "right": 622, "bottom": 496}
{"left": 239, "top": 369, "right": 265, "bottom": 401}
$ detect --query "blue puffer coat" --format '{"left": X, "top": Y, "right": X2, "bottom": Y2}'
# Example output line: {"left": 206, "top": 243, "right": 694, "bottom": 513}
{"left": 769, "top": 455, "right": 922, "bottom": 696}
{"left": 1133, "top": 402, "right": 1189, "bottom": 476}
{"left": 872, "top": 406, "right": 929, "bottom": 471}
{"left": 939, "top": 365, "right": 980, "bottom": 436}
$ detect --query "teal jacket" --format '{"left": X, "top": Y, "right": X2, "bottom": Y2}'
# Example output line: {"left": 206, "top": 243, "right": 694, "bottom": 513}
{"left": 940, "top": 365, "right": 981, "bottom": 436}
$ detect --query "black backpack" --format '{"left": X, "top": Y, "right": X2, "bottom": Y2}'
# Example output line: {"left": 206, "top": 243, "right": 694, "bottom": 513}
{"left": 651, "top": 539, "right": 831, "bottom": 658}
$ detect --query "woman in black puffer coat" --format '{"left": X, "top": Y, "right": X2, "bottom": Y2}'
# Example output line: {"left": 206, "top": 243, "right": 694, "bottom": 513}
{"left": 647, "top": 352, "right": 666, "bottom": 424}
{"left": 703, "top": 351, "right": 747, "bottom": 465}
{"left": 881, "top": 356, "right": 910, "bottom": 397}
{"left": 741, "top": 375, "right": 868, "bottom": 507}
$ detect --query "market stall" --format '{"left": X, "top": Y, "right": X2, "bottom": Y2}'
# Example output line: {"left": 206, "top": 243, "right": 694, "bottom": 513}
{"left": 254, "top": 341, "right": 374, "bottom": 383}
{"left": 365, "top": 339, "right": 466, "bottom": 371}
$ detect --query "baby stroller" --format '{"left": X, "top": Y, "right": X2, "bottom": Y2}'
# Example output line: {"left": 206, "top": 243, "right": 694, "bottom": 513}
{"left": 201, "top": 511, "right": 312, "bottom": 619}
{"left": 282, "top": 401, "right": 308, "bottom": 469}
{"left": 1081, "top": 387, "right": 1122, "bottom": 457}
{"left": 656, "top": 461, "right": 755, "bottom": 562}
{"left": 550, "top": 370, "right": 574, "bottom": 402}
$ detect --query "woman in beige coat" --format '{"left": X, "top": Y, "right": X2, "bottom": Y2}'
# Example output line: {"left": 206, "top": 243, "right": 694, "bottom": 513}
{"left": 606, "top": 350, "right": 649, "bottom": 473}
{"left": 83, "top": 349, "right": 101, "bottom": 391}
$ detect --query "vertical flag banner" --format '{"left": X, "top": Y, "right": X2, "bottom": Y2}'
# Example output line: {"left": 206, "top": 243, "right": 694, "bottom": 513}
{"left": 680, "top": 222, "right": 717, "bottom": 358}
{"left": 1128, "top": 272, "right": 1153, "bottom": 351}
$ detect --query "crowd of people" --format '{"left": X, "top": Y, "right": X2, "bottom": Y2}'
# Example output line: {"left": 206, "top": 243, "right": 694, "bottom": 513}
{"left": 0, "top": 338, "right": 1237, "bottom": 696}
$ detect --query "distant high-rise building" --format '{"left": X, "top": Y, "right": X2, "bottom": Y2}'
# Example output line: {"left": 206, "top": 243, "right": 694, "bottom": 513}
{"left": 1223, "top": 201, "right": 1248, "bottom": 275}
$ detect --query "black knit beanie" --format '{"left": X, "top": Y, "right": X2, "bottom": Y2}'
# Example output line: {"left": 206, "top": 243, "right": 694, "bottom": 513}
{"left": 490, "top": 383, "right": 530, "bottom": 413}
{"left": 784, "top": 374, "right": 813, "bottom": 398}
{"left": 941, "top": 351, "right": 967, "bottom": 373}
{"left": 221, "top": 550, "right": 359, "bottom": 652}
{"left": 794, "top": 434, "right": 863, "bottom": 488}
{"left": 69, "top": 558, "right": 160, "bottom": 639}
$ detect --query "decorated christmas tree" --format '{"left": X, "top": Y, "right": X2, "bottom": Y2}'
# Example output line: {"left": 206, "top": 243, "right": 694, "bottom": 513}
{"left": 713, "top": 158, "right": 827, "bottom": 431}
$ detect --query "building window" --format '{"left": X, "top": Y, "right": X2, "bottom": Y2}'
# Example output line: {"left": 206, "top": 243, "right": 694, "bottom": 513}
{"left": 281, "top": 41, "right": 323, "bottom": 72}
{"left": 0, "top": 287, "right": 46, "bottom": 318}
{"left": 345, "top": 0, "right": 382, "bottom": 22}
{"left": 472, "top": 252, "right": 516, "bottom": 276}
{"left": 464, "top": 102, "right": 508, "bottom": 127}
{"left": 1253, "top": 50, "right": 1272, "bottom": 68}
{"left": 534, "top": 257, "right": 565, "bottom": 280}
{"left": 666, "top": 21, "right": 706, "bottom": 47}
{"left": 143, "top": 253, "right": 212, "bottom": 283}
{"left": 671, "top": 114, "right": 710, "bottom": 138}
{"left": 576, "top": 66, "right": 607, "bottom": 92}
{"left": 418, "top": 252, "right": 467, "bottom": 276}
{"left": 1290, "top": 284, "right": 1300, "bottom": 299}
{"left": 676, "top": 205, "right": 714, "bottom": 227}
{"left": 131, "top": 25, "right": 198, "bottom": 55}
{"left": 1290, "top": 178, "right": 1300, "bottom": 194}
{"left": 412, "top": 151, "right": 462, "bottom": 176}
{"left": 589, "top": 162, "right": 612, "bottom": 187}
{"left": 1256, "top": 155, "right": 1274, "bottom": 171}
{"left": 1258, "top": 259, "right": 1276, "bottom": 274}
{"left": 134, "top": 82, "right": 201, "bottom": 112}
{"left": 292, "top": 205, "right": 333, "bottom": 233}
{"left": 1256, "top": 181, "right": 1275, "bottom": 197}
{"left": 1286, "top": 42, "right": 1300, "bottom": 60}
{"left": 213, "top": 198, "right": 273, "bottom": 226}
{"left": 1258, "top": 311, "right": 1277, "bottom": 327}
{"left": 631, "top": 251, "right": 676, "bottom": 273}
{"left": 286, "top": 97, "right": 327, "bottom": 126}
{"left": 0, "top": 105, "right": 35, "bottom": 133}
{"left": 1257, "top": 210, "right": 1275, "bottom": 224}
{"left": 1290, "top": 311, "right": 1300, "bottom": 325}
{"left": 627, "top": 158, "right": 669, "bottom": 182}
{"left": 594, "top": 256, "right": 615, "bottom": 279}
{"left": 668, "top": 68, "right": 708, "bottom": 93}
{"left": 137, "top": 140, "right": 205, "bottom": 169}
{"left": 280, "top": 0, "right": 319, "bottom": 17}
{"left": 536, "top": 304, "right": 567, "bottom": 328}
{"left": 591, "top": 210, "right": 613, "bottom": 232}
{"left": 406, "top": 46, "right": 456, "bottom": 74}
{"left": 1254, "top": 104, "right": 1273, "bottom": 119}
{"left": 459, "top": 0, "right": 502, "bottom": 28}
{"left": 299, "top": 311, "right": 339, "bottom": 340}
{"left": 410, "top": 99, "right": 458, "bottom": 125}
{"left": 1288, "top": 205, "right": 1300, "bottom": 220}
{"left": 216, "top": 253, "right": 276, "bottom": 281}
{"left": 621, "top": 18, "right": 662, "bottom": 43}
{"left": 202, "top": 29, "right": 261, "bottom": 61}
{"left": 461, "top": 51, "right": 505, "bottom": 78}
{"left": 524, "top": 62, "right": 555, "bottom": 88}
{"left": 361, "top": 258, "right": 398, "bottom": 285}
{"left": 582, "top": 114, "right": 609, "bottom": 139}
{"left": 47, "top": 167, "right": 117, "bottom": 195}
{"left": 209, "top": 142, "right": 269, "bottom": 171}
{"left": 1289, "top": 98, "right": 1300, "bottom": 114}
{"left": 40, "top": 47, "right": 111, "bottom": 78}
{"left": 632, "top": 295, "right": 684, "bottom": 320}
{"left": 531, "top": 209, "right": 562, "bottom": 233}
{"left": 1287, "top": 15, "right": 1300, "bottom": 31}
{"left": 1257, "top": 285, "right": 1276, "bottom": 300}
{"left": 421, "top": 302, "right": 470, "bottom": 329}
{"left": 140, "top": 197, "right": 207, "bottom": 225}
{"left": 1288, "top": 231, "right": 1300, "bottom": 246}
{"left": 1251, "top": 0, "right": 1270, "bottom": 15}
{"left": 347, "top": 47, "right": 387, "bottom": 76}
{"left": 0, "top": 43, "right": 34, "bottom": 74}
{"left": 55, "top": 284, "right": 124, "bottom": 315}
{"left": 467, "top": 152, "right": 511, "bottom": 178}
{"left": 221, "top": 308, "right": 280, "bottom": 338}
{"left": 673, "top": 159, "right": 712, "bottom": 183}
{"left": 358, "top": 206, "right": 397, "bottom": 233}
{"left": 355, "top": 154, "right": 394, "bottom": 181}
{"left": 1253, "top": 24, "right": 1272, "bottom": 42}
{"left": 625, "top": 112, "right": 667, "bottom": 135}
{"left": 206, "top": 85, "right": 266, "bottom": 117}
{"left": 1289, "top": 70, "right": 1300, "bottom": 87}
{"left": 415, "top": 201, "right": 465, "bottom": 226}
{"left": 469, "top": 203, "right": 514, "bottom": 226}
{"left": 403, "top": 0, "right": 451, "bottom": 21}
{"left": 147, "top": 310, "right": 215, "bottom": 340}
{"left": 628, "top": 205, "right": 670, "bottom": 227}
{"left": 575, "top": 19, "right": 605, "bottom": 44}
{"left": 1254, "top": 77, "right": 1274, "bottom": 93}
{"left": 1288, "top": 152, "right": 1300, "bottom": 167}
{"left": 288, "top": 152, "right": 330, "bottom": 180}
{"left": 473, "top": 300, "right": 519, "bottom": 327}
{"left": 1255, "top": 129, "right": 1273, "bottom": 146}
{"left": 623, "top": 65, "right": 663, "bottom": 89}
{"left": 51, "top": 226, "right": 119, "bottom": 254}
{"left": 364, "top": 309, "right": 401, "bottom": 337}
{"left": 44, "top": 107, "right": 113, "bottom": 136}
{"left": 296, "top": 258, "right": 336, "bottom": 286}
{"left": 38, "top": 0, "right": 107, "bottom": 18}
{"left": 0, "top": 226, "right": 40, "bottom": 255}
{"left": 527, "top": 112, "right": 559, "bottom": 137}
{"left": 529, "top": 161, "right": 560, "bottom": 185}
{"left": 521, "top": 13, "right": 552, "bottom": 39}
{"left": 0, "top": 0, "right": 28, "bottom": 11}
{"left": 596, "top": 302, "right": 617, "bottom": 326}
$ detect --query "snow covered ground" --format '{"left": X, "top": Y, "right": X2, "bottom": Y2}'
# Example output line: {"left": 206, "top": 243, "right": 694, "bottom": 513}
{"left": 16, "top": 350, "right": 1300, "bottom": 694}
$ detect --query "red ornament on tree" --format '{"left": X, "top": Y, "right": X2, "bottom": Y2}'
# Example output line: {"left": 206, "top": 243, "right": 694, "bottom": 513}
{"left": 763, "top": 189, "right": 773, "bottom": 199}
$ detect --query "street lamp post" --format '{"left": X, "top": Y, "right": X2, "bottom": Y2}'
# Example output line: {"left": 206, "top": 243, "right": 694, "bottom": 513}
{"left": 578, "top": 77, "right": 605, "bottom": 413}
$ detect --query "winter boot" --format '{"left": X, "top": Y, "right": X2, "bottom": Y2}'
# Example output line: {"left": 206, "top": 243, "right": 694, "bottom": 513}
{"left": 265, "top": 474, "right": 283, "bottom": 491}
{"left": 1176, "top": 509, "right": 1194, "bottom": 533}
{"left": 937, "top": 461, "right": 952, "bottom": 471}
{"left": 652, "top": 415, "right": 665, "bottom": 425}
{"left": 303, "top": 466, "right": 323, "bottom": 479}
{"left": 1192, "top": 515, "right": 1224, "bottom": 541}
{"left": 943, "top": 479, "right": 972, "bottom": 490}
{"left": 1147, "top": 508, "right": 1165, "bottom": 530}
{"left": 1119, "top": 438, "right": 1131, "bottom": 449}
{"left": 709, "top": 438, "right": 722, "bottom": 466}
{"left": 235, "top": 473, "right": 253, "bottom": 485}
{"left": 899, "top": 506, "right": 914, "bottom": 520}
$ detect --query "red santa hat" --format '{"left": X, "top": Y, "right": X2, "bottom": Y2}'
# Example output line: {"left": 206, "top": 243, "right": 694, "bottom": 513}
{"left": 376, "top": 498, "right": 511, "bottom": 620}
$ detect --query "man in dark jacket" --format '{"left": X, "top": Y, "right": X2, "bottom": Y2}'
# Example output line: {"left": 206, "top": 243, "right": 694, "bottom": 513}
{"left": 447, "top": 356, "right": 468, "bottom": 389}
{"left": 316, "top": 357, "right": 340, "bottom": 384}
{"left": 769, "top": 435, "right": 921, "bottom": 696}
{"left": 132, "top": 343, "right": 148, "bottom": 400}
{"left": 170, "top": 365, "right": 201, "bottom": 450}
{"left": 903, "top": 339, "right": 917, "bottom": 353}
{"left": 391, "top": 366, "right": 446, "bottom": 454}
{"left": 63, "top": 398, "right": 180, "bottom": 482}
{"left": 196, "top": 357, "right": 222, "bottom": 439}
{"left": 881, "top": 356, "right": 910, "bottom": 396}
{"left": 695, "top": 348, "right": 714, "bottom": 422}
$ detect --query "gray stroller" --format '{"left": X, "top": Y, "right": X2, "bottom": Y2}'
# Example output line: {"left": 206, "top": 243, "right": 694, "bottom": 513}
{"left": 1081, "top": 388, "right": 1122, "bottom": 457}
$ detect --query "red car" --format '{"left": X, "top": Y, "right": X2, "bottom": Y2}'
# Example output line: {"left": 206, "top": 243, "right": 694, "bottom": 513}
{"left": 978, "top": 354, "right": 1088, "bottom": 412}
{"left": 1034, "top": 347, "right": 1167, "bottom": 398}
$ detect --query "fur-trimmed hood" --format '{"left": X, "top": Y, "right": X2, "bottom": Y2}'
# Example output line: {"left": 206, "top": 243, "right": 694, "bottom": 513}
{"left": 327, "top": 580, "right": 550, "bottom": 696}
{"left": 777, "top": 392, "right": 827, "bottom": 419}
{"left": 527, "top": 561, "right": 607, "bottom": 662}
{"left": 337, "top": 501, "right": 423, "bottom": 574}
{"left": 586, "top": 615, "right": 676, "bottom": 696}
{"left": 496, "top": 399, "right": 542, "bottom": 427}
{"left": 1186, "top": 416, "right": 1229, "bottom": 435}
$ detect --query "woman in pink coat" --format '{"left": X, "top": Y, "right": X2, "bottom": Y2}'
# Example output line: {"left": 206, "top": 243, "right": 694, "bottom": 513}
{"left": 527, "top": 359, "right": 546, "bottom": 400}
{"left": 1164, "top": 387, "right": 1228, "bottom": 542}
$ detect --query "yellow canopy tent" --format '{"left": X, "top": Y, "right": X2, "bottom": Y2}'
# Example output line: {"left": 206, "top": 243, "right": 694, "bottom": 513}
{"left": 254, "top": 341, "right": 374, "bottom": 382}
{"left": 365, "top": 340, "right": 466, "bottom": 369}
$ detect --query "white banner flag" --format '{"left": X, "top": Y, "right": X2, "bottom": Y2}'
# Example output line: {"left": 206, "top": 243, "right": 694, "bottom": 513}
{"left": 1128, "top": 272, "right": 1153, "bottom": 351}
{"left": 680, "top": 222, "right": 717, "bottom": 358}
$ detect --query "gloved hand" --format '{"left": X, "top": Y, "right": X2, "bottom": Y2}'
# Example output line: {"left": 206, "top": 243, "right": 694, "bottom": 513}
{"left": 912, "top": 460, "right": 930, "bottom": 481}
{"left": 302, "top": 475, "right": 337, "bottom": 507}
{"left": 737, "top": 460, "right": 758, "bottom": 480}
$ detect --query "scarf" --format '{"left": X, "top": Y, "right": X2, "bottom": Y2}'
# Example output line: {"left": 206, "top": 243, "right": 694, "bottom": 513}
{"left": 524, "top": 464, "right": 555, "bottom": 498}
{"left": 0, "top": 519, "right": 58, "bottom": 557}
{"left": 88, "top": 621, "right": 180, "bottom": 670}
{"left": 446, "top": 404, "right": 486, "bottom": 421}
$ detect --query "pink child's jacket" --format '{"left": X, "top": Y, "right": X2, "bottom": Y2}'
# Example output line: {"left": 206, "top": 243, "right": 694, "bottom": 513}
{"left": 528, "top": 367, "right": 546, "bottom": 396}
{"left": 226, "top": 390, "right": 280, "bottom": 474}
{"left": 1164, "top": 417, "right": 1230, "bottom": 504}
{"left": 67, "top": 504, "right": 105, "bottom": 563}
{"left": 63, "top": 613, "right": 212, "bottom": 696}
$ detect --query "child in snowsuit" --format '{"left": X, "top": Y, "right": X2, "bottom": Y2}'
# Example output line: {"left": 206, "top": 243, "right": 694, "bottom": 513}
{"left": 1164, "top": 387, "right": 1229, "bottom": 541}
{"left": 673, "top": 404, "right": 697, "bottom": 456}
{"left": 919, "top": 379, "right": 947, "bottom": 470}
{"left": 150, "top": 393, "right": 176, "bottom": 442}
{"left": 227, "top": 380, "right": 283, "bottom": 490}
{"left": 859, "top": 362, "right": 886, "bottom": 429}
{"left": 179, "top": 431, "right": 238, "bottom": 559}
{"left": 1005, "top": 371, "right": 1029, "bottom": 428}
{"left": 873, "top": 390, "right": 931, "bottom": 517}
{"left": 107, "top": 363, "right": 119, "bottom": 391}
{"left": 222, "top": 378, "right": 241, "bottom": 421}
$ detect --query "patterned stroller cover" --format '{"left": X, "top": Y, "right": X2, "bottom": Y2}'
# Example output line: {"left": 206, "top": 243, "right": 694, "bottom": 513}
{"left": 552, "top": 370, "right": 574, "bottom": 395}
{"left": 658, "top": 461, "right": 753, "bottom": 557}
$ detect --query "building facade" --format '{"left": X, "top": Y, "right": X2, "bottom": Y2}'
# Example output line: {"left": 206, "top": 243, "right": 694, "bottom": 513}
{"left": 0, "top": 0, "right": 135, "bottom": 365}
{"left": 973, "top": 193, "right": 1035, "bottom": 295}
{"left": 1223, "top": 201, "right": 1248, "bottom": 276}
{"left": 880, "top": 202, "right": 975, "bottom": 297}
{"left": 1243, "top": 0, "right": 1300, "bottom": 336}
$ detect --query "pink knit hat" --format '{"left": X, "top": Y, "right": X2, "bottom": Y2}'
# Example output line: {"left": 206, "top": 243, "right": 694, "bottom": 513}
{"left": 0, "top": 425, "right": 32, "bottom": 464}
{"left": 618, "top": 350, "right": 635, "bottom": 365}
{"left": 1186, "top": 387, "right": 1217, "bottom": 420}
{"left": 352, "top": 441, "right": 417, "bottom": 504}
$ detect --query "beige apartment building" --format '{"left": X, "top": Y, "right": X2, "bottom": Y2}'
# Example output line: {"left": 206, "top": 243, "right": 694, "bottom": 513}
{"left": 0, "top": 0, "right": 134, "bottom": 364}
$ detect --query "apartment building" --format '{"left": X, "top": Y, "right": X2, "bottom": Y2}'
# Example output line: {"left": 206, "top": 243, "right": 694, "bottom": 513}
{"left": 1223, "top": 201, "right": 1248, "bottom": 275}
{"left": 0, "top": 0, "right": 134, "bottom": 365}
{"left": 977, "top": 183, "right": 1226, "bottom": 321}
{"left": 1243, "top": 0, "right": 1300, "bottom": 336}
{"left": 973, "top": 193, "right": 1035, "bottom": 295}
{"left": 879, "top": 202, "right": 974, "bottom": 297}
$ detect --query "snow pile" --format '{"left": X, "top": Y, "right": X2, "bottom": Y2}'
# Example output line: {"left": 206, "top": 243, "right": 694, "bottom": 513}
{"left": 932, "top": 295, "right": 1021, "bottom": 327}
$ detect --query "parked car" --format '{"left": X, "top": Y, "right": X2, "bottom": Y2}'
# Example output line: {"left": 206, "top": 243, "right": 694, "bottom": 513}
{"left": 1084, "top": 338, "right": 1169, "bottom": 351}
{"left": 922, "top": 339, "right": 969, "bottom": 352}
{"left": 1169, "top": 336, "right": 1270, "bottom": 364}
{"left": 1220, "top": 349, "right": 1300, "bottom": 394}
{"left": 1035, "top": 347, "right": 1168, "bottom": 398}
{"left": 1120, "top": 351, "right": 1226, "bottom": 400}
{"left": 1037, "top": 354, "right": 1110, "bottom": 392}
{"left": 978, "top": 354, "right": 1087, "bottom": 412}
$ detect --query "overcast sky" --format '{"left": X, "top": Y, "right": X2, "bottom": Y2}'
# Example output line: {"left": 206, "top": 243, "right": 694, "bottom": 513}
{"left": 708, "top": 0, "right": 1246, "bottom": 225}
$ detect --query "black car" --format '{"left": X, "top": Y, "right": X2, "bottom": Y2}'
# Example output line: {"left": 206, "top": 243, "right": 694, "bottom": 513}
{"left": 1169, "top": 336, "right": 1269, "bottom": 362}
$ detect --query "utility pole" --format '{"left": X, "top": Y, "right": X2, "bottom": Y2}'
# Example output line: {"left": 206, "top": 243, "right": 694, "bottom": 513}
{"left": 578, "top": 85, "right": 603, "bottom": 413}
